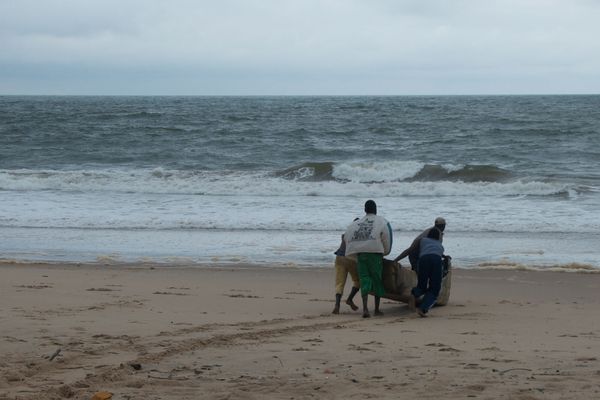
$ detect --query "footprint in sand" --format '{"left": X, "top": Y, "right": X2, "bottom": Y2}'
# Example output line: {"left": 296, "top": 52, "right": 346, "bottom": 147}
{"left": 363, "top": 341, "right": 384, "bottom": 348}
{"left": 223, "top": 293, "right": 261, "bottom": 298}
{"left": 303, "top": 338, "right": 323, "bottom": 346}
{"left": 479, "top": 346, "right": 502, "bottom": 351}
{"left": 2, "top": 336, "right": 28, "bottom": 343}
{"left": 348, "top": 344, "right": 374, "bottom": 352}
{"left": 426, "top": 343, "right": 462, "bottom": 352}
{"left": 153, "top": 291, "right": 189, "bottom": 296}
{"left": 292, "top": 347, "right": 311, "bottom": 351}
{"left": 14, "top": 284, "right": 52, "bottom": 290}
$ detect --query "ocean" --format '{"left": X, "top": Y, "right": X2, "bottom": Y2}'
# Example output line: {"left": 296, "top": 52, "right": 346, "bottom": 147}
{"left": 1, "top": 95, "right": 599, "bottom": 270}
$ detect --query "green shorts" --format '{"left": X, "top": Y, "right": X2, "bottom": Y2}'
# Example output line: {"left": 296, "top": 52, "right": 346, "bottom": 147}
{"left": 357, "top": 253, "right": 385, "bottom": 297}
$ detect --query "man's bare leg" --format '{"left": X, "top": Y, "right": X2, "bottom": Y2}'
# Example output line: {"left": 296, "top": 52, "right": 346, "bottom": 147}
{"left": 332, "top": 293, "right": 341, "bottom": 314}
{"left": 345, "top": 286, "right": 359, "bottom": 311}
{"left": 361, "top": 294, "right": 370, "bottom": 318}
{"left": 374, "top": 296, "right": 383, "bottom": 316}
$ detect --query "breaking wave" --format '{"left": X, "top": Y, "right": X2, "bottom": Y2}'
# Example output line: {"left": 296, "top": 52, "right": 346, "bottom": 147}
{"left": 0, "top": 164, "right": 578, "bottom": 198}
{"left": 280, "top": 161, "right": 515, "bottom": 183}
{"left": 275, "top": 162, "right": 335, "bottom": 181}
{"left": 409, "top": 164, "right": 514, "bottom": 182}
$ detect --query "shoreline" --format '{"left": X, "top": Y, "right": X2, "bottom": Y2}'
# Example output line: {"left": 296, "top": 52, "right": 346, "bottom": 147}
{"left": 1, "top": 262, "right": 600, "bottom": 399}
{"left": 2, "top": 226, "right": 600, "bottom": 270}
{"left": 1, "top": 258, "right": 599, "bottom": 273}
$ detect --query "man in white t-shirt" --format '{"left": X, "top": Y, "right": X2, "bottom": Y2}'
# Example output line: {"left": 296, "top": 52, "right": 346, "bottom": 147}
{"left": 344, "top": 200, "right": 393, "bottom": 318}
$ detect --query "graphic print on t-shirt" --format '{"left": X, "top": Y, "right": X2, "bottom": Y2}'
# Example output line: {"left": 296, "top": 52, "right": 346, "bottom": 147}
{"left": 352, "top": 220, "right": 374, "bottom": 242}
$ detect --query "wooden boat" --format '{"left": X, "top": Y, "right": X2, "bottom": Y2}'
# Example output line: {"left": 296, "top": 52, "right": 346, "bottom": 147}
{"left": 380, "top": 258, "right": 452, "bottom": 306}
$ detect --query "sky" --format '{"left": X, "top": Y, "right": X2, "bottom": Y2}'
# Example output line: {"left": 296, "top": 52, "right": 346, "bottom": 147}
{"left": 1, "top": 0, "right": 600, "bottom": 95}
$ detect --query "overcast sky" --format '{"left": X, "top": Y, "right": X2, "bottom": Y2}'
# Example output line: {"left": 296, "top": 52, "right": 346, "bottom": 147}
{"left": 1, "top": 0, "right": 600, "bottom": 95}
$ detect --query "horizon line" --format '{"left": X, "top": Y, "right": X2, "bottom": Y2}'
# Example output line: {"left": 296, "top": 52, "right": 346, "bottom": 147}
{"left": 2, "top": 93, "right": 600, "bottom": 97}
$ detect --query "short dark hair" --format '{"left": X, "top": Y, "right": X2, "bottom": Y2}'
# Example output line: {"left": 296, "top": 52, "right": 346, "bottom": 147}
{"left": 434, "top": 217, "right": 446, "bottom": 231}
{"left": 364, "top": 200, "right": 377, "bottom": 214}
{"left": 427, "top": 227, "right": 441, "bottom": 240}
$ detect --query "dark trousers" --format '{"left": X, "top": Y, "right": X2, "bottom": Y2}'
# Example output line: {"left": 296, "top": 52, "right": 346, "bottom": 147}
{"left": 408, "top": 253, "right": 419, "bottom": 271}
{"left": 411, "top": 254, "right": 443, "bottom": 312}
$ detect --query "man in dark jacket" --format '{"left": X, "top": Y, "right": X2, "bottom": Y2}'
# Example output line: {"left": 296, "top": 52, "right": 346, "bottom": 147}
{"left": 394, "top": 217, "right": 446, "bottom": 270}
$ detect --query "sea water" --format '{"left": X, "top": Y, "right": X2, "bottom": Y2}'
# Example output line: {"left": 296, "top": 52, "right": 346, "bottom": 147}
{"left": 1, "top": 95, "right": 599, "bottom": 270}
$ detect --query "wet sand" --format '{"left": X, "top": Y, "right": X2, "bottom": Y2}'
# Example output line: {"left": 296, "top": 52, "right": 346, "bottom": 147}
{"left": 1, "top": 262, "right": 599, "bottom": 399}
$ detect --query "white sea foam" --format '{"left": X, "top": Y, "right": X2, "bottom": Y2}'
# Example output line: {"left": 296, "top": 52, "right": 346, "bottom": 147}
{"left": 1, "top": 165, "right": 599, "bottom": 268}
{"left": 471, "top": 261, "right": 600, "bottom": 273}
{"left": 332, "top": 160, "right": 425, "bottom": 182}
{"left": 441, "top": 163, "right": 464, "bottom": 173}
{"left": 0, "top": 167, "right": 573, "bottom": 197}
{"left": 1, "top": 186, "right": 599, "bottom": 234}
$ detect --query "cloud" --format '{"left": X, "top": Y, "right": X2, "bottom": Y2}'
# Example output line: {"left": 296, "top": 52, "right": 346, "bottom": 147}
{"left": 1, "top": 0, "right": 600, "bottom": 94}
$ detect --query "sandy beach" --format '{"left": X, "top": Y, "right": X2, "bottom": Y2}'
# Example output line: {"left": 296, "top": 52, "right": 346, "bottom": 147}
{"left": 1, "top": 262, "right": 599, "bottom": 400}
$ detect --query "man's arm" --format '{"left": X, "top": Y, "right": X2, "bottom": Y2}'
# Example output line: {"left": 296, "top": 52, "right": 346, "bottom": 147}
{"left": 381, "top": 221, "right": 393, "bottom": 256}
{"left": 393, "top": 236, "right": 420, "bottom": 262}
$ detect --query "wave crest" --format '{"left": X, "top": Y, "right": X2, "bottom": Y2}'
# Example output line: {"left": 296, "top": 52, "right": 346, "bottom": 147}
{"left": 275, "top": 162, "right": 334, "bottom": 181}
{"left": 410, "top": 164, "right": 514, "bottom": 182}
{"left": 277, "top": 161, "right": 515, "bottom": 184}
{"left": 0, "top": 165, "right": 577, "bottom": 198}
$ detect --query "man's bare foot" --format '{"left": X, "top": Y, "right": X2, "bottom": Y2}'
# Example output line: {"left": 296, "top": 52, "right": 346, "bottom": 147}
{"left": 362, "top": 311, "right": 370, "bottom": 318}
{"left": 374, "top": 310, "right": 384, "bottom": 316}
{"left": 345, "top": 299, "right": 359, "bottom": 311}
{"left": 332, "top": 305, "right": 340, "bottom": 314}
